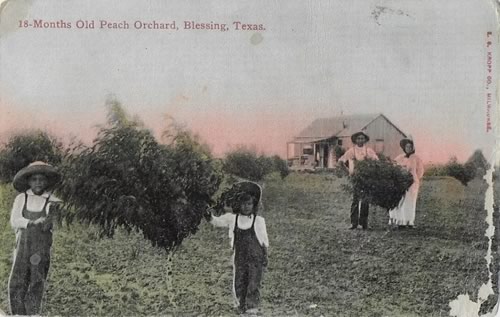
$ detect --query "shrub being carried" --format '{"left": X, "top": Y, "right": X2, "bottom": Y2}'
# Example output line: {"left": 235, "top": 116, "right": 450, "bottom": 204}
{"left": 346, "top": 159, "right": 414, "bottom": 210}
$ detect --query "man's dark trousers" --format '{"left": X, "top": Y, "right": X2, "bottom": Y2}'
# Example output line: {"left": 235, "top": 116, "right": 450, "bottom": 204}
{"left": 350, "top": 192, "right": 369, "bottom": 228}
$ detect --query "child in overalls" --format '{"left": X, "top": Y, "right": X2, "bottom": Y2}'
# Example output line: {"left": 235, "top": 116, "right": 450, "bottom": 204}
{"left": 206, "top": 181, "right": 269, "bottom": 315}
{"left": 8, "top": 161, "right": 61, "bottom": 316}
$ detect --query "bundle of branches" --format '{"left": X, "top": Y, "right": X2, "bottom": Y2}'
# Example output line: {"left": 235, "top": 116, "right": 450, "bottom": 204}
{"left": 57, "top": 102, "right": 222, "bottom": 251}
{"left": 347, "top": 159, "right": 413, "bottom": 210}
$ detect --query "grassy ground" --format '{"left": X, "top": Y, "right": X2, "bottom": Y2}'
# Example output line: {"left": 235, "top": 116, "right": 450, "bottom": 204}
{"left": 0, "top": 173, "right": 497, "bottom": 316}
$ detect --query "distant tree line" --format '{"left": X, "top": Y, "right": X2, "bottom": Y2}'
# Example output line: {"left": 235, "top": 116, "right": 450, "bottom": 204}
{"left": 424, "top": 150, "right": 490, "bottom": 186}
{"left": 223, "top": 146, "right": 289, "bottom": 181}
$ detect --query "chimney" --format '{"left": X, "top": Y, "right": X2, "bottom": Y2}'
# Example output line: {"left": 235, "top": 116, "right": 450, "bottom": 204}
{"left": 340, "top": 110, "right": 347, "bottom": 129}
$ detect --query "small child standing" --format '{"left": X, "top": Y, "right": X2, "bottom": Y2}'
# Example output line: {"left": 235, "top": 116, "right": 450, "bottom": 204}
{"left": 205, "top": 181, "right": 269, "bottom": 315}
{"left": 8, "top": 161, "right": 62, "bottom": 316}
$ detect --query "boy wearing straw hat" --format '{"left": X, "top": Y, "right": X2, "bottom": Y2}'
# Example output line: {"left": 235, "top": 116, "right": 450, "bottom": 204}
{"left": 8, "top": 161, "right": 61, "bottom": 316}
{"left": 205, "top": 181, "right": 269, "bottom": 315}
{"left": 338, "top": 131, "right": 379, "bottom": 230}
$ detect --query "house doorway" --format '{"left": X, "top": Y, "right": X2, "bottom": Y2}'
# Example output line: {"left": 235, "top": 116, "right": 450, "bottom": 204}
{"left": 323, "top": 144, "right": 329, "bottom": 168}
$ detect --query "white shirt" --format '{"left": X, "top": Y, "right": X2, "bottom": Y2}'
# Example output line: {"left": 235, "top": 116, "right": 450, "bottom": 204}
{"left": 338, "top": 145, "right": 379, "bottom": 174}
{"left": 210, "top": 213, "right": 269, "bottom": 248}
{"left": 10, "top": 189, "right": 62, "bottom": 230}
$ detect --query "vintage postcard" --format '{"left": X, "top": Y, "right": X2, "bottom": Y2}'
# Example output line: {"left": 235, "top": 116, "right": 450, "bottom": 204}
{"left": 0, "top": 1, "right": 498, "bottom": 316}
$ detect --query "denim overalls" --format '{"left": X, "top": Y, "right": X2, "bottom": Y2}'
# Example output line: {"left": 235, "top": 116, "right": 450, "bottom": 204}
{"left": 233, "top": 214, "right": 265, "bottom": 311}
{"left": 9, "top": 193, "right": 52, "bottom": 315}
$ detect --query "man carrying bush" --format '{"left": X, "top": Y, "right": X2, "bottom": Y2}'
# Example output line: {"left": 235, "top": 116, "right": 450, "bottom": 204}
{"left": 338, "top": 131, "right": 378, "bottom": 230}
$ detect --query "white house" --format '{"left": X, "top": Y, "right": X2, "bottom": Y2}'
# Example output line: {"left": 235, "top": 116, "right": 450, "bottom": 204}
{"left": 287, "top": 113, "right": 407, "bottom": 169}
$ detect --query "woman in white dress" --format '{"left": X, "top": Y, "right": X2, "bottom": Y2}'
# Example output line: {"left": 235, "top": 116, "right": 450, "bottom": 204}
{"left": 389, "top": 138, "right": 424, "bottom": 228}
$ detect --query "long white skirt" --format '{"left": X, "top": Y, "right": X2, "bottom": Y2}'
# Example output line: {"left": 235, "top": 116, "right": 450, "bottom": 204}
{"left": 389, "top": 182, "right": 420, "bottom": 226}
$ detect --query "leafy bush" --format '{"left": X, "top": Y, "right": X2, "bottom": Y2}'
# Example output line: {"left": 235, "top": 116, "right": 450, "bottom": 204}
{"left": 423, "top": 165, "right": 447, "bottom": 177}
{"left": 269, "top": 155, "right": 290, "bottom": 179}
{"left": 346, "top": 159, "right": 414, "bottom": 210}
{"left": 58, "top": 101, "right": 222, "bottom": 251}
{"left": 0, "top": 130, "right": 63, "bottom": 183}
{"left": 466, "top": 150, "right": 490, "bottom": 178}
{"left": 445, "top": 158, "right": 476, "bottom": 186}
{"left": 425, "top": 157, "right": 476, "bottom": 186}
{"left": 223, "top": 149, "right": 263, "bottom": 181}
{"left": 424, "top": 154, "right": 482, "bottom": 186}
{"left": 332, "top": 164, "right": 349, "bottom": 178}
{"left": 223, "top": 147, "right": 288, "bottom": 181}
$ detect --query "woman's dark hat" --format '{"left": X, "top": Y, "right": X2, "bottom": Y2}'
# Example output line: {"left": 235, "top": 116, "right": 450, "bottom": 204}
{"left": 13, "top": 161, "right": 61, "bottom": 192}
{"left": 351, "top": 131, "right": 370, "bottom": 143}
{"left": 400, "top": 137, "right": 414, "bottom": 150}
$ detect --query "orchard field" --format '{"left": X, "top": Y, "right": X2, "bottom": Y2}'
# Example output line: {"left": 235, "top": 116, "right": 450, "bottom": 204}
{"left": 0, "top": 173, "right": 497, "bottom": 316}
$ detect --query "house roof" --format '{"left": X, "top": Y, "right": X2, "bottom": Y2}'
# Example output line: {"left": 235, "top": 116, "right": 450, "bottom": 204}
{"left": 294, "top": 113, "right": 406, "bottom": 140}
{"left": 296, "top": 113, "right": 378, "bottom": 139}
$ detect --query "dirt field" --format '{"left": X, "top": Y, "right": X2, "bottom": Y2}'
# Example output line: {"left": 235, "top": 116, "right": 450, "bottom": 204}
{"left": 0, "top": 173, "right": 497, "bottom": 316}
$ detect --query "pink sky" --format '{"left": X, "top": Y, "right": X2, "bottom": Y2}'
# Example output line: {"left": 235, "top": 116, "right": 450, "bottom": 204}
{"left": 0, "top": 99, "right": 485, "bottom": 164}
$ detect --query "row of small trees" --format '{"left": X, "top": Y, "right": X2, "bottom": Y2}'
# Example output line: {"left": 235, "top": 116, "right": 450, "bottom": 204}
{"left": 223, "top": 147, "right": 289, "bottom": 181}
{"left": 424, "top": 151, "right": 490, "bottom": 186}
{"left": 0, "top": 101, "right": 289, "bottom": 251}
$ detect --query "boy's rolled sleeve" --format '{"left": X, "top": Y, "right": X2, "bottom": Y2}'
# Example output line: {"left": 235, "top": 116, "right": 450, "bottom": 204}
{"left": 209, "top": 213, "right": 234, "bottom": 228}
{"left": 10, "top": 194, "right": 29, "bottom": 229}
{"left": 256, "top": 217, "right": 269, "bottom": 248}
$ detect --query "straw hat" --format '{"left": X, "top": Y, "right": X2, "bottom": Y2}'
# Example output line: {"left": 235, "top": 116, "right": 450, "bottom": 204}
{"left": 351, "top": 131, "right": 370, "bottom": 143}
{"left": 218, "top": 181, "right": 263, "bottom": 213}
{"left": 12, "top": 161, "right": 61, "bottom": 192}
{"left": 232, "top": 181, "right": 262, "bottom": 203}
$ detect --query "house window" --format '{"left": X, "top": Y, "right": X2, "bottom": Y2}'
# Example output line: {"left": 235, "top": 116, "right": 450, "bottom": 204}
{"left": 303, "top": 147, "right": 313, "bottom": 155}
{"left": 337, "top": 140, "right": 343, "bottom": 146}
{"left": 375, "top": 139, "right": 384, "bottom": 153}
